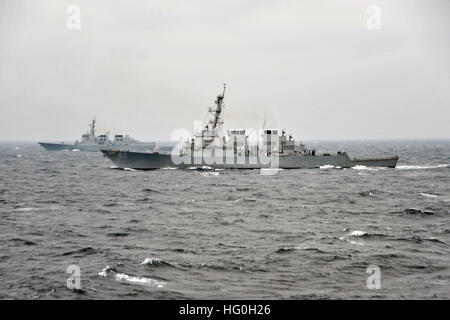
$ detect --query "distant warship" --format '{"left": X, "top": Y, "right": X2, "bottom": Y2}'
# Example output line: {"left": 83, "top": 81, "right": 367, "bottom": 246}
{"left": 101, "top": 85, "right": 398, "bottom": 169}
{"left": 38, "top": 118, "right": 158, "bottom": 152}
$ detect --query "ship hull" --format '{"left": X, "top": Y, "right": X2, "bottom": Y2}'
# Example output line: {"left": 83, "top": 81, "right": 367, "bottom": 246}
{"left": 101, "top": 150, "right": 398, "bottom": 170}
{"left": 38, "top": 142, "right": 157, "bottom": 152}
{"left": 38, "top": 142, "right": 78, "bottom": 151}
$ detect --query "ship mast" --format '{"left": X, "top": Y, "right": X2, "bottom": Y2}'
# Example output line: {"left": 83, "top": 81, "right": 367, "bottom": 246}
{"left": 197, "top": 84, "right": 226, "bottom": 149}
{"left": 90, "top": 117, "right": 96, "bottom": 137}
{"left": 211, "top": 83, "right": 226, "bottom": 129}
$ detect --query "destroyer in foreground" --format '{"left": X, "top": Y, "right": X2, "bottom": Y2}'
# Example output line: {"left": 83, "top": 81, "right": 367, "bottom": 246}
{"left": 39, "top": 118, "right": 157, "bottom": 152}
{"left": 101, "top": 85, "right": 398, "bottom": 170}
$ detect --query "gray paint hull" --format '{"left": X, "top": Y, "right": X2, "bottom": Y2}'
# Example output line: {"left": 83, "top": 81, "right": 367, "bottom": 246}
{"left": 38, "top": 142, "right": 156, "bottom": 152}
{"left": 101, "top": 150, "right": 398, "bottom": 170}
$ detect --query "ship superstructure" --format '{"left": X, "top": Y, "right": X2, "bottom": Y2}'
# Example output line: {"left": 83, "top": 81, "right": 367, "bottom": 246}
{"left": 101, "top": 85, "right": 399, "bottom": 169}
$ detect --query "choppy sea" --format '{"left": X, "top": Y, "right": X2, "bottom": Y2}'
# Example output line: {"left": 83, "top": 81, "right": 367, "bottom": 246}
{"left": 0, "top": 140, "right": 449, "bottom": 299}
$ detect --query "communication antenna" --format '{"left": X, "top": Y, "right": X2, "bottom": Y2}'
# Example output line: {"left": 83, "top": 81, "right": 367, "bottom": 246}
{"left": 91, "top": 116, "right": 96, "bottom": 136}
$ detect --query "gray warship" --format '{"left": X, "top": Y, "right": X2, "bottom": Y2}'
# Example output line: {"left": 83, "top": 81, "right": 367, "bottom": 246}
{"left": 101, "top": 85, "right": 398, "bottom": 170}
{"left": 38, "top": 118, "right": 158, "bottom": 152}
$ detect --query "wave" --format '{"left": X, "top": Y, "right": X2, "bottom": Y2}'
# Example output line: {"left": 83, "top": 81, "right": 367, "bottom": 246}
{"left": 200, "top": 172, "right": 220, "bottom": 176}
{"left": 393, "top": 235, "right": 446, "bottom": 244}
{"left": 396, "top": 164, "right": 448, "bottom": 170}
{"left": 106, "top": 232, "right": 129, "bottom": 237}
{"left": 172, "top": 248, "right": 197, "bottom": 254}
{"left": 351, "top": 165, "right": 384, "bottom": 171}
{"left": 339, "top": 236, "right": 365, "bottom": 246}
{"left": 123, "top": 168, "right": 138, "bottom": 171}
{"left": 13, "top": 207, "right": 58, "bottom": 212}
{"left": 71, "top": 149, "right": 80, "bottom": 152}
{"left": 420, "top": 193, "right": 438, "bottom": 198}
{"left": 140, "top": 257, "right": 176, "bottom": 268}
{"left": 10, "top": 238, "right": 37, "bottom": 245}
{"left": 114, "top": 273, "right": 166, "bottom": 288}
{"left": 338, "top": 230, "right": 369, "bottom": 246}
{"left": 349, "top": 230, "right": 367, "bottom": 237}
{"left": 98, "top": 265, "right": 166, "bottom": 288}
{"left": 98, "top": 265, "right": 114, "bottom": 277}
{"left": 276, "top": 247, "right": 296, "bottom": 253}
{"left": 359, "top": 190, "right": 376, "bottom": 197}
{"left": 188, "top": 166, "right": 214, "bottom": 171}
{"left": 15, "top": 207, "right": 38, "bottom": 212}
{"left": 276, "top": 246, "right": 327, "bottom": 254}
{"left": 235, "top": 187, "right": 253, "bottom": 191}
{"left": 403, "top": 208, "right": 435, "bottom": 215}
{"left": 198, "top": 263, "right": 244, "bottom": 272}
{"left": 62, "top": 247, "right": 97, "bottom": 256}
{"left": 319, "top": 165, "right": 342, "bottom": 169}
{"left": 294, "top": 245, "right": 326, "bottom": 253}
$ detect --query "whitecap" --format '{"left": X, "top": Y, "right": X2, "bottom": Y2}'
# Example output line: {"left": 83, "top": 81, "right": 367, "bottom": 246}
{"left": 16, "top": 155, "right": 23, "bottom": 158}
{"left": 98, "top": 265, "right": 166, "bottom": 288}
{"left": 352, "top": 165, "right": 380, "bottom": 171}
{"left": 200, "top": 172, "right": 219, "bottom": 177}
{"left": 420, "top": 193, "right": 438, "bottom": 198}
{"left": 71, "top": 149, "right": 80, "bottom": 152}
{"left": 339, "top": 235, "right": 365, "bottom": 246}
{"left": 260, "top": 168, "right": 284, "bottom": 171}
{"left": 349, "top": 230, "right": 367, "bottom": 237}
{"left": 98, "top": 265, "right": 112, "bottom": 277}
{"left": 141, "top": 258, "right": 161, "bottom": 265}
{"left": 396, "top": 164, "right": 448, "bottom": 170}
{"left": 114, "top": 273, "right": 166, "bottom": 288}
{"left": 15, "top": 207, "right": 37, "bottom": 212}
{"left": 188, "top": 166, "right": 214, "bottom": 171}
{"left": 123, "top": 168, "right": 137, "bottom": 171}
{"left": 320, "top": 165, "right": 335, "bottom": 169}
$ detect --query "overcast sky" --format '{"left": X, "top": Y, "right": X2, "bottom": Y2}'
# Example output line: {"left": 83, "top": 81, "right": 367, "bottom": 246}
{"left": 0, "top": 0, "right": 448, "bottom": 141}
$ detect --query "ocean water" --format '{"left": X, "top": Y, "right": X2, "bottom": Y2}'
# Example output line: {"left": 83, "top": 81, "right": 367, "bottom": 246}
{"left": 0, "top": 140, "right": 449, "bottom": 299}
